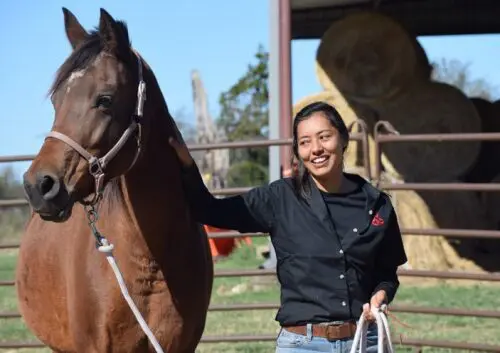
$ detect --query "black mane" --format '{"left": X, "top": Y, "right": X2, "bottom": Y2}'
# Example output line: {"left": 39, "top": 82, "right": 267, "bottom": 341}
{"left": 49, "top": 21, "right": 131, "bottom": 97}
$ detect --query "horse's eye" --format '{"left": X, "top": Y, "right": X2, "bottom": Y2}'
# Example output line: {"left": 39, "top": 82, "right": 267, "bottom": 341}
{"left": 95, "top": 95, "right": 113, "bottom": 110}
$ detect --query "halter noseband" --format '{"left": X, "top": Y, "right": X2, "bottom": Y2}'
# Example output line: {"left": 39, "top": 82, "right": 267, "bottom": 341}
{"left": 45, "top": 50, "right": 146, "bottom": 206}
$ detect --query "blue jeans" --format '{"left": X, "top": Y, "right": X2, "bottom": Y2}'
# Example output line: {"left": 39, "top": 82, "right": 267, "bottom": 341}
{"left": 275, "top": 323, "right": 379, "bottom": 353}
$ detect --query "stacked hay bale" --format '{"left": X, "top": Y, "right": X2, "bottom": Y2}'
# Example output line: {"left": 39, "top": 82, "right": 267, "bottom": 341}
{"left": 466, "top": 99, "right": 500, "bottom": 271}
{"left": 461, "top": 98, "right": 500, "bottom": 184}
{"left": 294, "top": 10, "right": 500, "bottom": 272}
{"left": 314, "top": 11, "right": 482, "bottom": 180}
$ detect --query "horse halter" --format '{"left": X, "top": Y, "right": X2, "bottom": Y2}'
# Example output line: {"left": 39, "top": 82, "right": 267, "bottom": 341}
{"left": 45, "top": 50, "right": 146, "bottom": 206}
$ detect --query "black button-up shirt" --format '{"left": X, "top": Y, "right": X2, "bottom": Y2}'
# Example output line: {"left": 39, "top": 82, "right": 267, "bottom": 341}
{"left": 181, "top": 165, "right": 407, "bottom": 326}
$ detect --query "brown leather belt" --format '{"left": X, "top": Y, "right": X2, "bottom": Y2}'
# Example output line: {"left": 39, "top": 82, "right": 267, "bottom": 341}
{"left": 283, "top": 321, "right": 357, "bottom": 341}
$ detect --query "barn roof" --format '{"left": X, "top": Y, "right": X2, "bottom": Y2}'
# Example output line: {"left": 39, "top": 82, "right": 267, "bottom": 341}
{"left": 290, "top": 0, "right": 500, "bottom": 39}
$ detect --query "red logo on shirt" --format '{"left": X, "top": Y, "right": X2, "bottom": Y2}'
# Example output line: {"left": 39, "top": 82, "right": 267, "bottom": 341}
{"left": 371, "top": 213, "right": 384, "bottom": 226}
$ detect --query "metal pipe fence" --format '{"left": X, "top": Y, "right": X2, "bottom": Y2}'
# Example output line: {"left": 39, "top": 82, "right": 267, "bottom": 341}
{"left": 1, "top": 122, "right": 500, "bottom": 351}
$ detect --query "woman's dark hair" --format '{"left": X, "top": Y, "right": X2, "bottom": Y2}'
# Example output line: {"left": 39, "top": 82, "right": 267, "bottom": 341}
{"left": 291, "top": 101, "right": 350, "bottom": 200}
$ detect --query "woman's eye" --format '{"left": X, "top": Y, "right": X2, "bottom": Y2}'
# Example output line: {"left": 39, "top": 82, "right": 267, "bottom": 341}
{"left": 96, "top": 96, "right": 113, "bottom": 109}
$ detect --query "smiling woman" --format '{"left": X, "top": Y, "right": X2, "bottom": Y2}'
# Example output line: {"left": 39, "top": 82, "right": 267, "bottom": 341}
{"left": 292, "top": 101, "right": 350, "bottom": 197}
{"left": 168, "top": 100, "right": 408, "bottom": 352}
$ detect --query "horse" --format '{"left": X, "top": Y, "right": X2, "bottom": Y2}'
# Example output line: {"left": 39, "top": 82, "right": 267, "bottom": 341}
{"left": 16, "top": 8, "right": 213, "bottom": 353}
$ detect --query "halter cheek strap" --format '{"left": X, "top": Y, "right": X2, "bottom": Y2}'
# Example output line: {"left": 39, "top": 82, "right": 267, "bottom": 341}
{"left": 45, "top": 50, "right": 146, "bottom": 206}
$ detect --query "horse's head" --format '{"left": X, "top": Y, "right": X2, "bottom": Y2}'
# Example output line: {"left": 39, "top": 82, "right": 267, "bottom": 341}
{"left": 23, "top": 8, "right": 147, "bottom": 222}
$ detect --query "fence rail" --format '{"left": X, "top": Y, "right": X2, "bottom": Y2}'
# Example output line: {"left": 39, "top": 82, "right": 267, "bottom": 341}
{"left": 2, "top": 124, "right": 500, "bottom": 351}
{"left": 3, "top": 303, "right": 500, "bottom": 319}
{"left": 0, "top": 268, "right": 499, "bottom": 288}
{"left": 2, "top": 227, "right": 500, "bottom": 250}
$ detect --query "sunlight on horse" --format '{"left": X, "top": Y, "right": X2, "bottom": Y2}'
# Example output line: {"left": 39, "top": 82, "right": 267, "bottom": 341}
{"left": 16, "top": 7, "right": 213, "bottom": 353}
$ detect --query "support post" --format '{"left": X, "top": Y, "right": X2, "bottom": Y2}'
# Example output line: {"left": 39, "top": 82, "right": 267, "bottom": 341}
{"left": 268, "top": 0, "right": 281, "bottom": 183}
{"left": 263, "top": 0, "right": 292, "bottom": 271}
{"left": 269, "top": 0, "right": 292, "bottom": 182}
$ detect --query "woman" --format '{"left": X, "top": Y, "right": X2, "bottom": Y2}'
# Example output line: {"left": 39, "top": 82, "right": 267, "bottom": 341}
{"left": 169, "top": 101, "right": 407, "bottom": 352}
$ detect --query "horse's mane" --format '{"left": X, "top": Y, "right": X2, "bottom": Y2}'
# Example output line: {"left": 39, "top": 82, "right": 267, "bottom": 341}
{"left": 49, "top": 21, "right": 131, "bottom": 98}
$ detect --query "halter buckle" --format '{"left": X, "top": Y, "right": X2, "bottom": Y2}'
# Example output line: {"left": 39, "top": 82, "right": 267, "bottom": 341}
{"left": 88, "top": 157, "right": 104, "bottom": 177}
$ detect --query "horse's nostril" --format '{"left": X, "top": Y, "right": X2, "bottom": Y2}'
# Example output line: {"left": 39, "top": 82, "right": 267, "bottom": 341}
{"left": 40, "top": 176, "right": 54, "bottom": 195}
{"left": 38, "top": 174, "right": 61, "bottom": 201}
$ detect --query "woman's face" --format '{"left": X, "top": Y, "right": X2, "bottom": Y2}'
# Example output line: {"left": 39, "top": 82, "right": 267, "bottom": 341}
{"left": 296, "top": 112, "right": 344, "bottom": 180}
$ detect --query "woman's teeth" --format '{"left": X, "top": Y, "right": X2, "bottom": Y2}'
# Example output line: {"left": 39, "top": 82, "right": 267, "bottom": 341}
{"left": 312, "top": 156, "right": 328, "bottom": 164}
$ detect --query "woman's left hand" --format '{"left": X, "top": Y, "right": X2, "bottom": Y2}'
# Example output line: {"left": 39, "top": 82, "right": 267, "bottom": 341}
{"left": 362, "top": 290, "right": 387, "bottom": 322}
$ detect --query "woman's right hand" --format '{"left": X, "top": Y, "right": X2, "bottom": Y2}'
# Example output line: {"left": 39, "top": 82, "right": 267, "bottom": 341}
{"left": 169, "top": 136, "right": 194, "bottom": 167}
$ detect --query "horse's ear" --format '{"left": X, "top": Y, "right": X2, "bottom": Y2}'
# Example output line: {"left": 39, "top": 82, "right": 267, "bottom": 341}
{"left": 99, "top": 8, "right": 129, "bottom": 58}
{"left": 63, "top": 7, "right": 88, "bottom": 49}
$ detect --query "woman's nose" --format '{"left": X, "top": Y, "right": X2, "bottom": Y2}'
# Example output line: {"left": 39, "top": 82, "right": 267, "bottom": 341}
{"left": 311, "top": 140, "right": 324, "bottom": 154}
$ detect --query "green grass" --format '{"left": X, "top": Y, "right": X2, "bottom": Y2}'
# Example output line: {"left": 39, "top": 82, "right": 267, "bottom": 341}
{"left": 1, "top": 237, "right": 500, "bottom": 352}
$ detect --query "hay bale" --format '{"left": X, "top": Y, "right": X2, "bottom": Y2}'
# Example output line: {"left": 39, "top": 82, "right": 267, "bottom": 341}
{"left": 479, "top": 172, "right": 500, "bottom": 269}
{"left": 385, "top": 174, "right": 485, "bottom": 272}
{"left": 480, "top": 172, "right": 500, "bottom": 231}
{"left": 371, "top": 81, "right": 482, "bottom": 182}
{"left": 292, "top": 90, "right": 381, "bottom": 175}
{"left": 461, "top": 97, "right": 500, "bottom": 183}
{"left": 315, "top": 11, "right": 430, "bottom": 103}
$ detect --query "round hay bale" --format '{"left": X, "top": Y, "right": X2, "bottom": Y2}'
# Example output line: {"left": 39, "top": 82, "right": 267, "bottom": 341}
{"left": 315, "top": 11, "right": 430, "bottom": 103}
{"left": 371, "top": 81, "right": 482, "bottom": 182}
{"left": 479, "top": 172, "right": 500, "bottom": 263}
{"left": 479, "top": 172, "right": 500, "bottom": 231}
{"left": 292, "top": 91, "right": 381, "bottom": 175}
{"left": 461, "top": 97, "right": 500, "bottom": 183}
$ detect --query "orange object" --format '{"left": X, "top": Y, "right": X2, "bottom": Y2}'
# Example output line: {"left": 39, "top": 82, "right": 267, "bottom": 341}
{"left": 204, "top": 225, "right": 252, "bottom": 260}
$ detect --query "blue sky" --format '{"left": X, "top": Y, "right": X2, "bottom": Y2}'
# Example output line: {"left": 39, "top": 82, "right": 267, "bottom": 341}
{"left": 1, "top": 1, "right": 500, "bottom": 179}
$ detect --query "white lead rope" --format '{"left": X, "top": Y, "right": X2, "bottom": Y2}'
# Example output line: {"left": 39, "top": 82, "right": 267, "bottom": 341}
{"left": 349, "top": 305, "right": 394, "bottom": 353}
{"left": 97, "top": 239, "right": 165, "bottom": 353}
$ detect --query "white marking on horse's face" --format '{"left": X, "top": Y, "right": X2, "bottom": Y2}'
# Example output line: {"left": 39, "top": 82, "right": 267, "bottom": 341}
{"left": 64, "top": 53, "right": 109, "bottom": 96}
{"left": 66, "top": 69, "right": 87, "bottom": 94}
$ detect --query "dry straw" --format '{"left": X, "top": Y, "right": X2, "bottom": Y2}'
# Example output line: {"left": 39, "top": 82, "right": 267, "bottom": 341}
{"left": 385, "top": 173, "right": 488, "bottom": 272}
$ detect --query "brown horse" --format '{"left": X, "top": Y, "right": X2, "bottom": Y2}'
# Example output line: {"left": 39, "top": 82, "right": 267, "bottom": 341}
{"left": 16, "top": 8, "right": 213, "bottom": 353}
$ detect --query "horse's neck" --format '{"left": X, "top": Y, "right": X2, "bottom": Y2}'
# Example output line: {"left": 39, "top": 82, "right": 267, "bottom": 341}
{"left": 105, "top": 83, "right": 192, "bottom": 255}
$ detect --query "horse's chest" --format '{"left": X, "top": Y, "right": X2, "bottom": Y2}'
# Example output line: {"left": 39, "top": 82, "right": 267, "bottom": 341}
{"left": 127, "top": 259, "right": 168, "bottom": 295}
{"left": 99, "top": 266, "right": 177, "bottom": 351}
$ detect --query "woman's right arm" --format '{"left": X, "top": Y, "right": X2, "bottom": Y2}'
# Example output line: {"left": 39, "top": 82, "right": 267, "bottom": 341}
{"left": 170, "top": 137, "right": 275, "bottom": 234}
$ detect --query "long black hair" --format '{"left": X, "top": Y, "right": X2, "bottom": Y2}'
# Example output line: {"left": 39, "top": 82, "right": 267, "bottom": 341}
{"left": 291, "top": 101, "right": 350, "bottom": 200}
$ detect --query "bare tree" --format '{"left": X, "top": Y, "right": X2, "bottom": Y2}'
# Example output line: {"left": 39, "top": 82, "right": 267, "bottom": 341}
{"left": 431, "top": 58, "right": 498, "bottom": 100}
{"left": 171, "top": 107, "right": 197, "bottom": 143}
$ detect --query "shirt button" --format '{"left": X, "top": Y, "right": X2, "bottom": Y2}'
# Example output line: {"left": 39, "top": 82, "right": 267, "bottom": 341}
{"left": 353, "top": 228, "right": 358, "bottom": 233}
{"left": 339, "top": 249, "right": 344, "bottom": 254}
{"left": 341, "top": 301, "right": 346, "bottom": 306}
{"left": 339, "top": 274, "right": 345, "bottom": 279}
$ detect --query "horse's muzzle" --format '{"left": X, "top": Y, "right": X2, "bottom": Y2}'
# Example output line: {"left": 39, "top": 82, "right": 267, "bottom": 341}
{"left": 23, "top": 171, "right": 72, "bottom": 222}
